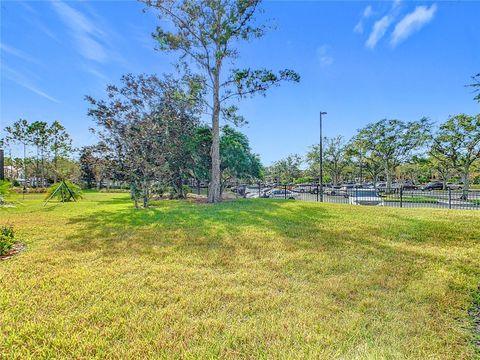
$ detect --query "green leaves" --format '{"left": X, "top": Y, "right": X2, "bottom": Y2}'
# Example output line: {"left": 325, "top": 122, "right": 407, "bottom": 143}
{"left": 226, "top": 68, "right": 300, "bottom": 100}
{"left": 467, "top": 73, "right": 480, "bottom": 103}
{"left": 429, "top": 114, "right": 480, "bottom": 188}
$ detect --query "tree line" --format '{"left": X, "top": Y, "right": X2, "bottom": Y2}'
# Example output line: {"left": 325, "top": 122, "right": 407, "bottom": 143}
{"left": 267, "top": 114, "right": 480, "bottom": 192}
{"left": 1, "top": 120, "right": 74, "bottom": 187}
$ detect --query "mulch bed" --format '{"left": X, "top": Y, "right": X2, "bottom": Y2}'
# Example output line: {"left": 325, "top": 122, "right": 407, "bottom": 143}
{"left": 0, "top": 243, "right": 26, "bottom": 261}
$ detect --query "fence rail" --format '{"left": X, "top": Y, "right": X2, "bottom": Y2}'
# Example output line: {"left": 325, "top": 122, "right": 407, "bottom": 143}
{"left": 231, "top": 183, "right": 480, "bottom": 210}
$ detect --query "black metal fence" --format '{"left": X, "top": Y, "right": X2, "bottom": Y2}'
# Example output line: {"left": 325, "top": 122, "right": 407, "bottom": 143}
{"left": 231, "top": 183, "right": 480, "bottom": 210}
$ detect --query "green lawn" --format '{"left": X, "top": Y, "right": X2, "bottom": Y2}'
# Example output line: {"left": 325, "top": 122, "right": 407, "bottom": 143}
{"left": 1, "top": 192, "right": 480, "bottom": 359}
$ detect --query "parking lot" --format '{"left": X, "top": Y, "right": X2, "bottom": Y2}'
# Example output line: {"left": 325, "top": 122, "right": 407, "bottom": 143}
{"left": 240, "top": 184, "right": 480, "bottom": 210}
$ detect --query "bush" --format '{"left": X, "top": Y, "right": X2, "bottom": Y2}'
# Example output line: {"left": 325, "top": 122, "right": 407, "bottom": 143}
{"left": 0, "top": 181, "right": 11, "bottom": 204}
{"left": 0, "top": 180, "right": 11, "bottom": 196}
{"left": 45, "top": 181, "right": 83, "bottom": 202}
{"left": 0, "top": 225, "right": 15, "bottom": 256}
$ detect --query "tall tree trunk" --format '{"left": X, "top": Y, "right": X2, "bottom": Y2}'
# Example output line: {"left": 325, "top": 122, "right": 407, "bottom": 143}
{"left": 143, "top": 180, "right": 149, "bottom": 208}
{"left": 41, "top": 148, "right": 45, "bottom": 188}
{"left": 385, "top": 163, "right": 392, "bottom": 191}
{"left": 461, "top": 167, "right": 469, "bottom": 200}
{"left": 208, "top": 64, "right": 222, "bottom": 203}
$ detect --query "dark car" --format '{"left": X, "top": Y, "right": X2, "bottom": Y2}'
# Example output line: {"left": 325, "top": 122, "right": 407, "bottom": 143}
{"left": 401, "top": 180, "right": 418, "bottom": 190}
{"left": 421, "top": 181, "right": 444, "bottom": 191}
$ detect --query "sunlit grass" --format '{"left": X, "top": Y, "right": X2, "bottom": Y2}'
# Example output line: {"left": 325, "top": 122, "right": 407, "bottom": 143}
{"left": 1, "top": 192, "right": 479, "bottom": 358}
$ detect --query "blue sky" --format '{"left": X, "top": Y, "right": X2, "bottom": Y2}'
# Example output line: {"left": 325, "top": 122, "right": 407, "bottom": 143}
{"left": 1, "top": 0, "right": 479, "bottom": 165}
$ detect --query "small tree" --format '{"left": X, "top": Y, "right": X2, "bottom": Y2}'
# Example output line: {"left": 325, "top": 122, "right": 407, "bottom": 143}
{"left": 86, "top": 74, "right": 201, "bottom": 207}
{"left": 268, "top": 154, "right": 303, "bottom": 184}
{"left": 49, "top": 121, "right": 72, "bottom": 183}
{"left": 143, "top": 0, "right": 300, "bottom": 203}
{"left": 307, "top": 136, "right": 348, "bottom": 186}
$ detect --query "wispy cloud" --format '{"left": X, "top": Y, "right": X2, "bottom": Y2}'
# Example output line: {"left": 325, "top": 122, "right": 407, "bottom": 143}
{"left": 316, "top": 45, "right": 334, "bottom": 66}
{"left": 2, "top": 64, "right": 60, "bottom": 103}
{"left": 366, "top": 15, "right": 394, "bottom": 49}
{"left": 0, "top": 43, "right": 39, "bottom": 64}
{"left": 391, "top": 4, "right": 437, "bottom": 46}
{"left": 50, "top": 0, "right": 109, "bottom": 63}
{"left": 354, "top": 5, "right": 374, "bottom": 33}
{"left": 83, "top": 65, "right": 108, "bottom": 82}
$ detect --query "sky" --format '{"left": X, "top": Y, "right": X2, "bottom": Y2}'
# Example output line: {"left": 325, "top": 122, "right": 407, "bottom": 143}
{"left": 1, "top": 0, "right": 479, "bottom": 165}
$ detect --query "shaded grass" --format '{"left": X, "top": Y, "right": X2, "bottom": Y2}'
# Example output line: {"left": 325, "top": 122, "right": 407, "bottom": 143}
{"left": 1, "top": 192, "right": 480, "bottom": 359}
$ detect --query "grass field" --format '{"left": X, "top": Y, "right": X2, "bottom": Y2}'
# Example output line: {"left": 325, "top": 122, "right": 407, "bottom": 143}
{"left": 1, "top": 192, "right": 480, "bottom": 359}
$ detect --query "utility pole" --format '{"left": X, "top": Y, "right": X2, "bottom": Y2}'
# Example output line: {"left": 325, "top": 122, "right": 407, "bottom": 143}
{"left": 319, "top": 111, "right": 327, "bottom": 202}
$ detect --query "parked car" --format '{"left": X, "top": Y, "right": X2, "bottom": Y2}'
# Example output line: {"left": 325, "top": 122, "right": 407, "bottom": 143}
{"left": 421, "top": 181, "right": 461, "bottom": 191}
{"left": 446, "top": 182, "right": 463, "bottom": 190}
{"left": 260, "top": 187, "right": 272, "bottom": 198}
{"left": 348, "top": 190, "right": 384, "bottom": 206}
{"left": 401, "top": 180, "right": 418, "bottom": 190}
{"left": 292, "top": 184, "right": 311, "bottom": 193}
{"left": 266, "top": 189, "right": 299, "bottom": 200}
{"left": 421, "top": 181, "right": 443, "bottom": 191}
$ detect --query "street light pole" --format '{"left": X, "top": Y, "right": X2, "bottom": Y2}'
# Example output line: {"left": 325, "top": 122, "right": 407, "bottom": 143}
{"left": 319, "top": 111, "right": 327, "bottom": 202}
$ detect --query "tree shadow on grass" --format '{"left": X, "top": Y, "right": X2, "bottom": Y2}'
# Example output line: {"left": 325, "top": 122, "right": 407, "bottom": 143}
{"left": 59, "top": 199, "right": 337, "bottom": 262}
{"left": 58, "top": 198, "right": 480, "bottom": 278}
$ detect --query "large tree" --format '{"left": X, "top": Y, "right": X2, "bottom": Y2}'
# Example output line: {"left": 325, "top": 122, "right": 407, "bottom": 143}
{"left": 352, "top": 118, "right": 431, "bottom": 190}
{"left": 430, "top": 114, "right": 480, "bottom": 196}
{"left": 143, "top": 0, "right": 299, "bottom": 203}
{"left": 188, "top": 125, "right": 263, "bottom": 193}
{"left": 267, "top": 154, "right": 303, "bottom": 184}
{"left": 219, "top": 125, "right": 262, "bottom": 192}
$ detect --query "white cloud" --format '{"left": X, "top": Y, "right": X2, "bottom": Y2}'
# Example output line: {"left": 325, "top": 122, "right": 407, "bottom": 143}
{"left": 363, "top": 5, "right": 373, "bottom": 18}
{"left": 2, "top": 64, "right": 60, "bottom": 103}
{"left": 391, "top": 4, "right": 437, "bottom": 46}
{"left": 366, "top": 15, "right": 394, "bottom": 49}
{"left": 354, "top": 5, "right": 374, "bottom": 33}
{"left": 354, "top": 21, "right": 364, "bottom": 34}
{"left": 50, "top": 0, "right": 109, "bottom": 63}
{"left": 316, "top": 45, "right": 334, "bottom": 66}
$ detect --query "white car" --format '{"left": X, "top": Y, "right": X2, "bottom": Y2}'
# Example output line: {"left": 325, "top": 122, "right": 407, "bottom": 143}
{"left": 267, "top": 189, "right": 299, "bottom": 200}
{"left": 348, "top": 190, "right": 384, "bottom": 206}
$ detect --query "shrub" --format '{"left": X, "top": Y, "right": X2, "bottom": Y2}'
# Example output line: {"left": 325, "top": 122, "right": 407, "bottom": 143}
{"left": 45, "top": 181, "right": 83, "bottom": 202}
{"left": 0, "top": 225, "right": 15, "bottom": 256}
{"left": 0, "top": 181, "right": 12, "bottom": 204}
{"left": 0, "top": 180, "right": 11, "bottom": 196}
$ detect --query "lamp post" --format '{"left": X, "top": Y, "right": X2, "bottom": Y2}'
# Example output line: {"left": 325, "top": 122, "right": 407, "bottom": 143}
{"left": 319, "top": 111, "right": 327, "bottom": 202}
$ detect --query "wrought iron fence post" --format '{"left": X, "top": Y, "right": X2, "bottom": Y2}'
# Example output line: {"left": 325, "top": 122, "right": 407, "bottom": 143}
{"left": 400, "top": 187, "right": 403, "bottom": 208}
{"left": 259, "top": 182, "right": 261, "bottom": 198}
{"left": 284, "top": 184, "right": 287, "bottom": 200}
{"left": 448, "top": 188, "right": 452, "bottom": 209}
{"left": 316, "top": 183, "right": 319, "bottom": 202}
